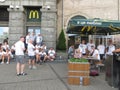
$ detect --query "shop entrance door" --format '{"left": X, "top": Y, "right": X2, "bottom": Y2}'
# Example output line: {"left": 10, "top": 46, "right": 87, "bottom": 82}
{"left": 27, "top": 26, "right": 41, "bottom": 36}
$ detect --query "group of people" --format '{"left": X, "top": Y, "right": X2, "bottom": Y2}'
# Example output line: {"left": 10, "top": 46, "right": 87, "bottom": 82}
{"left": 0, "top": 33, "right": 56, "bottom": 76}
{"left": 68, "top": 39, "right": 116, "bottom": 63}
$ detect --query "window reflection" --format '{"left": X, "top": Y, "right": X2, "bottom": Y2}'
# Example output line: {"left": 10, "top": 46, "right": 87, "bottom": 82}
{"left": 0, "top": 27, "right": 9, "bottom": 43}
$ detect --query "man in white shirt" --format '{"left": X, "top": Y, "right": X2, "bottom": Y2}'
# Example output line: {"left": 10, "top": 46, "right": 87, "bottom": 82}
{"left": 87, "top": 39, "right": 95, "bottom": 52}
{"left": 36, "top": 34, "right": 43, "bottom": 46}
{"left": 79, "top": 40, "right": 87, "bottom": 56}
{"left": 15, "top": 36, "right": 26, "bottom": 76}
{"left": 25, "top": 32, "right": 30, "bottom": 50}
{"left": 97, "top": 42, "right": 105, "bottom": 61}
{"left": 106, "top": 39, "right": 115, "bottom": 55}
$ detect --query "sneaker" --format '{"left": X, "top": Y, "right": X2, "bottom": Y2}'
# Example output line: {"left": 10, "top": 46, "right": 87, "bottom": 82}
{"left": 29, "top": 65, "right": 32, "bottom": 69}
{"left": 1, "top": 62, "right": 4, "bottom": 64}
{"left": 21, "top": 72, "right": 27, "bottom": 76}
{"left": 17, "top": 73, "right": 21, "bottom": 76}
{"left": 6, "top": 62, "right": 10, "bottom": 64}
{"left": 32, "top": 66, "right": 37, "bottom": 69}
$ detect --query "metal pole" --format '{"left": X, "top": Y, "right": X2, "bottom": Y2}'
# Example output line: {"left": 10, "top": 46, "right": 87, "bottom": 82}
{"left": 118, "top": 0, "right": 120, "bottom": 20}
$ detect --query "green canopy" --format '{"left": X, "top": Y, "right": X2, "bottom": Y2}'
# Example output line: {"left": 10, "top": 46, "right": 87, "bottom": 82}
{"left": 67, "top": 19, "right": 120, "bottom": 35}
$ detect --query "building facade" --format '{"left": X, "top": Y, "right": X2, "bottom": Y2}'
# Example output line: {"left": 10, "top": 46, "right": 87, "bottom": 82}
{"left": 57, "top": 0, "right": 120, "bottom": 47}
{"left": 0, "top": 0, "right": 57, "bottom": 49}
{"left": 0, "top": 0, "right": 120, "bottom": 49}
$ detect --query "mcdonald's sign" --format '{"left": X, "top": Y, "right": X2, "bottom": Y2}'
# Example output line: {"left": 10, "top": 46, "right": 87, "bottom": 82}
{"left": 29, "top": 10, "right": 39, "bottom": 19}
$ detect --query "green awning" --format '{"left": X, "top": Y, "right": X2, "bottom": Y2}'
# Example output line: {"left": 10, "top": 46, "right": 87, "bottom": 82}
{"left": 69, "top": 19, "right": 120, "bottom": 27}
{"left": 67, "top": 19, "right": 120, "bottom": 35}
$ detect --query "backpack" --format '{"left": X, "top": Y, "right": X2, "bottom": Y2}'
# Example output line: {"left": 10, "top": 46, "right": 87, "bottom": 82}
{"left": 90, "top": 68, "right": 99, "bottom": 76}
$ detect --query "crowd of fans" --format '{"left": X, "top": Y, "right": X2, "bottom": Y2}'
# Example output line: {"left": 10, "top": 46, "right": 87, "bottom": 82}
{"left": 0, "top": 32, "right": 56, "bottom": 69}
{"left": 68, "top": 39, "right": 116, "bottom": 64}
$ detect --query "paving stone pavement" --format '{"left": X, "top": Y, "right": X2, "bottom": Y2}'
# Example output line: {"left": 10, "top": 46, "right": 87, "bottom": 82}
{"left": 0, "top": 59, "right": 118, "bottom": 90}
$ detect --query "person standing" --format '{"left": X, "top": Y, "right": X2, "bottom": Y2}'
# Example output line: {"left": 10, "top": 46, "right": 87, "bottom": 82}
{"left": 97, "top": 42, "right": 105, "bottom": 62}
{"left": 30, "top": 32, "right": 36, "bottom": 46}
{"left": 14, "top": 36, "right": 27, "bottom": 76}
{"left": 106, "top": 39, "right": 115, "bottom": 55}
{"left": 27, "top": 39, "right": 36, "bottom": 69}
{"left": 36, "top": 34, "right": 43, "bottom": 46}
{"left": 79, "top": 40, "right": 87, "bottom": 56}
{"left": 25, "top": 32, "right": 30, "bottom": 50}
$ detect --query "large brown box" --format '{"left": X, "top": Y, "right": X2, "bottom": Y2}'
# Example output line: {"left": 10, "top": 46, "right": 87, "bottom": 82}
{"left": 68, "top": 62, "right": 90, "bottom": 85}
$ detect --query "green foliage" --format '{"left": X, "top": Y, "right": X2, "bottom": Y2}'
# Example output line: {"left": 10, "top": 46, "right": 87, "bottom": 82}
{"left": 69, "top": 58, "right": 88, "bottom": 62}
{"left": 57, "top": 29, "right": 66, "bottom": 50}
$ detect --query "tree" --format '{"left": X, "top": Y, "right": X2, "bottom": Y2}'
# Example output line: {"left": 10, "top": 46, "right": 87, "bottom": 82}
{"left": 57, "top": 29, "right": 66, "bottom": 50}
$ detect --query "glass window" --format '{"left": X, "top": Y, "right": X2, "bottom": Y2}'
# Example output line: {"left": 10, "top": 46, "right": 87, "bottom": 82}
{"left": 0, "top": 7, "right": 9, "bottom": 21}
{"left": 0, "top": 27, "right": 9, "bottom": 43}
{"left": 27, "top": 26, "right": 40, "bottom": 36}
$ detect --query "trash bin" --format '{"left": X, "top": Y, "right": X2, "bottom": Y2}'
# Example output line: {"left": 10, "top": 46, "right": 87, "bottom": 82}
{"left": 105, "top": 53, "right": 120, "bottom": 88}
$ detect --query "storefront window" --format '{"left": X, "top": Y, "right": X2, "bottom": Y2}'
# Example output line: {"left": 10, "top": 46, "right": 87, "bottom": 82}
{"left": 0, "top": 27, "right": 9, "bottom": 43}
{"left": 27, "top": 26, "right": 41, "bottom": 36}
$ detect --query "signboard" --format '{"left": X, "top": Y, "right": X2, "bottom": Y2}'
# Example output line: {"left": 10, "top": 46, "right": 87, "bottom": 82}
{"left": 27, "top": 9, "right": 41, "bottom": 22}
{"left": 29, "top": 10, "right": 39, "bottom": 19}
{"left": 69, "top": 19, "right": 120, "bottom": 27}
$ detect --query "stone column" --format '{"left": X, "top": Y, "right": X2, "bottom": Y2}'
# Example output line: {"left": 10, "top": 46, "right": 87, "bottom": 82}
{"left": 7, "top": 6, "right": 25, "bottom": 46}
{"left": 40, "top": 8, "right": 57, "bottom": 49}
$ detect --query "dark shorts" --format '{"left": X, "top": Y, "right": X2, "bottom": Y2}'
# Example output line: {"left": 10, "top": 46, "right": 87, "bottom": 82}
{"left": 15, "top": 55, "right": 26, "bottom": 64}
{"left": 100, "top": 54, "right": 105, "bottom": 60}
{"left": 40, "top": 55, "right": 45, "bottom": 60}
{"left": 28, "top": 55, "right": 35, "bottom": 60}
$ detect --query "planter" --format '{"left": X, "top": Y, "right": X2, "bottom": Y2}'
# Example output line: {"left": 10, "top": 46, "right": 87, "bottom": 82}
{"left": 68, "top": 61, "right": 90, "bottom": 85}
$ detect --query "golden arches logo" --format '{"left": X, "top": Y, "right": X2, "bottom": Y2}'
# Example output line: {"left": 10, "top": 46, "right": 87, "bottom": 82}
{"left": 29, "top": 10, "right": 39, "bottom": 19}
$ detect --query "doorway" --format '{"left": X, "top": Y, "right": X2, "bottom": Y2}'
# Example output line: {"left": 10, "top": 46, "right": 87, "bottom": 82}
{"left": 27, "top": 26, "right": 41, "bottom": 36}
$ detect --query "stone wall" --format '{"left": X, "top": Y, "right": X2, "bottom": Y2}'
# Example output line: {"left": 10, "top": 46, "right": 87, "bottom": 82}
{"left": 0, "top": 0, "right": 57, "bottom": 49}
{"left": 63, "top": 0, "right": 120, "bottom": 28}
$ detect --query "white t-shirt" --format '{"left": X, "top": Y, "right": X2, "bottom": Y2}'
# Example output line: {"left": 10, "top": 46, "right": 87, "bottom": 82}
{"left": 87, "top": 43, "right": 95, "bottom": 51}
{"left": 0, "top": 51, "right": 4, "bottom": 56}
{"left": 79, "top": 44, "right": 87, "bottom": 54}
{"left": 48, "top": 50, "right": 55, "bottom": 56}
{"left": 36, "top": 36, "right": 42, "bottom": 43}
{"left": 2, "top": 51, "right": 11, "bottom": 55}
{"left": 2, "top": 45, "right": 10, "bottom": 50}
{"left": 97, "top": 44, "right": 105, "bottom": 54}
{"left": 26, "top": 35, "right": 30, "bottom": 44}
{"left": 92, "top": 49, "right": 100, "bottom": 60}
{"left": 39, "top": 51, "right": 46, "bottom": 56}
{"left": 106, "top": 45, "right": 115, "bottom": 55}
{"left": 35, "top": 49, "right": 39, "bottom": 54}
{"left": 15, "top": 41, "right": 25, "bottom": 55}
{"left": 27, "top": 43, "right": 35, "bottom": 56}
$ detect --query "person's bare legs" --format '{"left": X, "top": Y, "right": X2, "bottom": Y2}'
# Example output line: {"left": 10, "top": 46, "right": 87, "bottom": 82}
{"left": 21, "top": 64, "right": 25, "bottom": 73}
{"left": 1, "top": 55, "right": 5, "bottom": 64}
{"left": 32, "top": 60, "right": 37, "bottom": 69}
{"left": 16, "top": 63, "right": 21, "bottom": 74}
{"left": 7, "top": 55, "right": 10, "bottom": 64}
